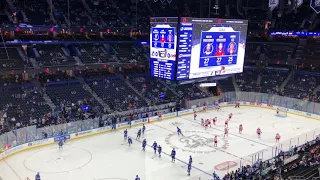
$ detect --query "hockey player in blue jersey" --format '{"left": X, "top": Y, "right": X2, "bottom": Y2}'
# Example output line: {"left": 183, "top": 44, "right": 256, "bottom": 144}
{"left": 152, "top": 141, "right": 157, "bottom": 154}
{"left": 35, "top": 172, "right": 41, "bottom": 180}
{"left": 128, "top": 137, "right": 132, "bottom": 146}
{"left": 189, "top": 155, "right": 192, "bottom": 165}
{"left": 136, "top": 128, "right": 141, "bottom": 140}
{"left": 171, "top": 148, "right": 176, "bottom": 162}
{"left": 177, "top": 127, "right": 183, "bottom": 136}
{"left": 135, "top": 175, "right": 140, "bottom": 180}
{"left": 142, "top": 139, "right": 147, "bottom": 151}
{"left": 157, "top": 145, "right": 162, "bottom": 157}
{"left": 124, "top": 129, "right": 128, "bottom": 140}
{"left": 142, "top": 124, "right": 146, "bottom": 134}
{"left": 58, "top": 139, "right": 63, "bottom": 150}
{"left": 187, "top": 163, "right": 192, "bottom": 176}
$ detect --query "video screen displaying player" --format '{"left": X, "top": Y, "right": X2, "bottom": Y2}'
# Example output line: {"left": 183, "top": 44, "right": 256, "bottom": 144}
{"left": 214, "top": 42, "right": 226, "bottom": 56}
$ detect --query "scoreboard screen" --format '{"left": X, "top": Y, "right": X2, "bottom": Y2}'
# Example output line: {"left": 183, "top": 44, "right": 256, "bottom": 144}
{"left": 176, "top": 18, "right": 248, "bottom": 80}
{"left": 150, "top": 17, "right": 178, "bottom": 80}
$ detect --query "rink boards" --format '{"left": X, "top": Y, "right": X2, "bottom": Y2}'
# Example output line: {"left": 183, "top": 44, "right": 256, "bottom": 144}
{"left": 1, "top": 101, "right": 320, "bottom": 161}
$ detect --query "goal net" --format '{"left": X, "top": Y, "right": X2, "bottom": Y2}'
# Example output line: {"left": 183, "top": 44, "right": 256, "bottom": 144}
{"left": 277, "top": 108, "right": 288, "bottom": 117}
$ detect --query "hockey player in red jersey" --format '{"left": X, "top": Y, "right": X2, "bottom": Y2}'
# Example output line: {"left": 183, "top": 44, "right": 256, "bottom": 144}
{"left": 158, "top": 113, "right": 162, "bottom": 120}
{"left": 225, "top": 119, "right": 229, "bottom": 128}
{"left": 194, "top": 111, "right": 197, "bottom": 120}
{"left": 257, "top": 128, "right": 262, "bottom": 138}
{"left": 275, "top": 133, "right": 280, "bottom": 142}
{"left": 229, "top": 113, "right": 233, "bottom": 119}
{"left": 212, "top": 117, "right": 217, "bottom": 125}
{"left": 215, "top": 104, "right": 220, "bottom": 111}
{"left": 239, "top": 124, "right": 243, "bottom": 134}
{"left": 214, "top": 136, "right": 218, "bottom": 147}
{"left": 224, "top": 128, "right": 228, "bottom": 137}
{"left": 203, "top": 106, "right": 207, "bottom": 112}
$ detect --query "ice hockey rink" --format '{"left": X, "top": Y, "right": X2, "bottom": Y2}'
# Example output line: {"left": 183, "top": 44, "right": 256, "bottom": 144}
{"left": 1, "top": 106, "right": 320, "bottom": 180}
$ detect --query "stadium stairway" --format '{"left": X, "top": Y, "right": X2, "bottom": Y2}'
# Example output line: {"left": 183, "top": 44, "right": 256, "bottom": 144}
{"left": 31, "top": 80, "right": 56, "bottom": 111}
{"left": 76, "top": 77, "right": 111, "bottom": 113}
{"left": 280, "top": 69, "right": 296, "bottom": 92}
{"left": 118, "top": 74, "right": 151, "bottom": 104}
{"left": 232, "top": 75, "right": 240, "bottom": 91}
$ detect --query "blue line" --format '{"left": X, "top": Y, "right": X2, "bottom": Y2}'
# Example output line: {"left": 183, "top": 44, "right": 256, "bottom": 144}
{"left": 118, "top": 131, "right": 213, "bottom": 178}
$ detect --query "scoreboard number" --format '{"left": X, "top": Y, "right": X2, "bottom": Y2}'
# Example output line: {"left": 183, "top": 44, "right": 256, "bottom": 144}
{"left": 204, "top": 58, "right": 210, "bottom": 65}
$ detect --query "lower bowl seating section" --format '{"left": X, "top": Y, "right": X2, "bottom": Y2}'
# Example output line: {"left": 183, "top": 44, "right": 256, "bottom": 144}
{"left": 87, "top": 77, "right": 145, "bottom": 112}
{"left": 236, "top": 69, "right": 259, "bottom": 92}
{"left": 77, "top": 44, "right": 116, "bottom": 64}
{"left": 282, "top": 72, "right": 318, "bottom": 99}
{"left": 36, "top": 45, "right": 76, "bottom": 67}
{"left": 0, "top": 85, "right": 52, "bottom": 126}
{"left": 128, "top": 75, "right": 177, "bottom": 105}
{"left": 45, "top": 81, "right": 102, "bottom": 118}
{"left": 218, "top": 77, "right": 235, "bottom": 92}
{"left": 260, "top": 69, "right": 289, "bottom": 94}
{"left": 163, "top": 80, "right": 210, "bottom": 100}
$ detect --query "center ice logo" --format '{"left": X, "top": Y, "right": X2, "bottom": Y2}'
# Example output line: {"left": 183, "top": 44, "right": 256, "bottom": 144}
{"left": 165, "top": 130, "right": 229, "bottom": 154}
{"left": 180, "top": 135, "right": 214, "bottom": 149}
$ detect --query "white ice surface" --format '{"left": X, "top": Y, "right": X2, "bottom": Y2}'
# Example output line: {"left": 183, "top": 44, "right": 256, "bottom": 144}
{"left": 1, "top": 106, "right": 320, "bottom": 180}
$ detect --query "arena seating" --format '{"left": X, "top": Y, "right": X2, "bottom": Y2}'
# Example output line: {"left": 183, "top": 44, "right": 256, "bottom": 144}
{"left": 128, "top": 74, "right": 177, "bottom": 105}
{"left": 74, "top": 44, "right": 116, "bottom": 64}
{"left": 35, "top": 45, "right": 76, "bottom": 67}
{"left": 260, "top": 69, "right": 289, "bottom": 94}
{"left": 236, "top": 68, "right": 259, "bottom": 92}
{"left": 0, "top": 47, "right": 31, "bottom": 69}
{"left": 282, "top": 72, "right": 319, "bottom": 100}
{"left": 0, "top": 84, "right": 52, "bottom": 128}
{"left": 217, "top": 77, "right": 235, "bottom": 93}
{"left": 15, "top": 0, "right": 52, "bottom": 25}
{"left": 112, "top": 44, "right": 148, "bottom": 63}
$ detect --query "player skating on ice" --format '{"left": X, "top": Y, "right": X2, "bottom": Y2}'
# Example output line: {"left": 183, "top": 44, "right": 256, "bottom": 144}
{"left": 187, "top": 163, "right": 192, "bottom": 176}
{"left": 124, "top": 129, "right": 128, "bottom": 140}
{"left": 171, "top": 148, "right": 176, "bottom": 162}
{"left": 135, "top": 175, "right": 140, "bottom": 180}
{"left": 35, "top": 172, "right": 41, "bottom": 180}
{"left": 158, "top": 112, "right": 162, "bottom": 120}
{"left": 225, "top": 119, "right": 229, "bottom": 128}
{"left": 229, "top": 113, "right": 233, "bottom": 120}
{"left": 142, "top": 124, "right": 146, "bottom": 134}
{"left": 213, "top": 117, "right": 217, "bottom": 125}
{"left": 194, "top": 111, "right": 197, "bottom": 120}
{"left": 177, "top": 127, "right": 183, "bottom": 135}
{"left": 152, "top": 141, "right": 157, "bottom": 154}
{"left": 129, "top": 119, "right": 132, "bottom": 128}
{"left": 158, "top": 145, "right": 162, "bottom": 157}
{"left": 59, "top": 138, "right": 63, "bottom": 150}
{"left": 215, "top": 104, "right": 220, "bottom": 111}
{"left": 275, "top": 133, "right": 281, "bottom": 142}
{"left": 205, "top": 119, "right": 210, "bottom": 129}
{"left": 203, "top": 106, "right": 207, "bottom": 112}
{"left": 224, "top": 128, "right": 228, "bottom": 137}
{"left": 189, "top": 155, "right": 192, "bottom": 165}
{"left": 239, "top": 124, "right": 243, "bottom": 134}
{"left": 214, "top": 136, "right": 218, "bottom": 147}
{"left": 276, "top": 108, "right": 279, "bottom": 115}
{"left": 128, "top": 137, "right": 132, "bottom": 146}
{"left": 257, "top": 128, "right": 262, "bottom": 138}
{"left": 136, "top": 128, "right": 141, "bottom": 140}
{"left": 201, "top": 118, "right": 204, "bottom": 126}
{"left": 142, "top": 139, "right": 147, "bottom": 151}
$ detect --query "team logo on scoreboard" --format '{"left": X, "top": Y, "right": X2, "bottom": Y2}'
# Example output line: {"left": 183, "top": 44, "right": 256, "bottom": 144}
{"left": 165, "top": 130, "right": 229, "bottom": 154}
